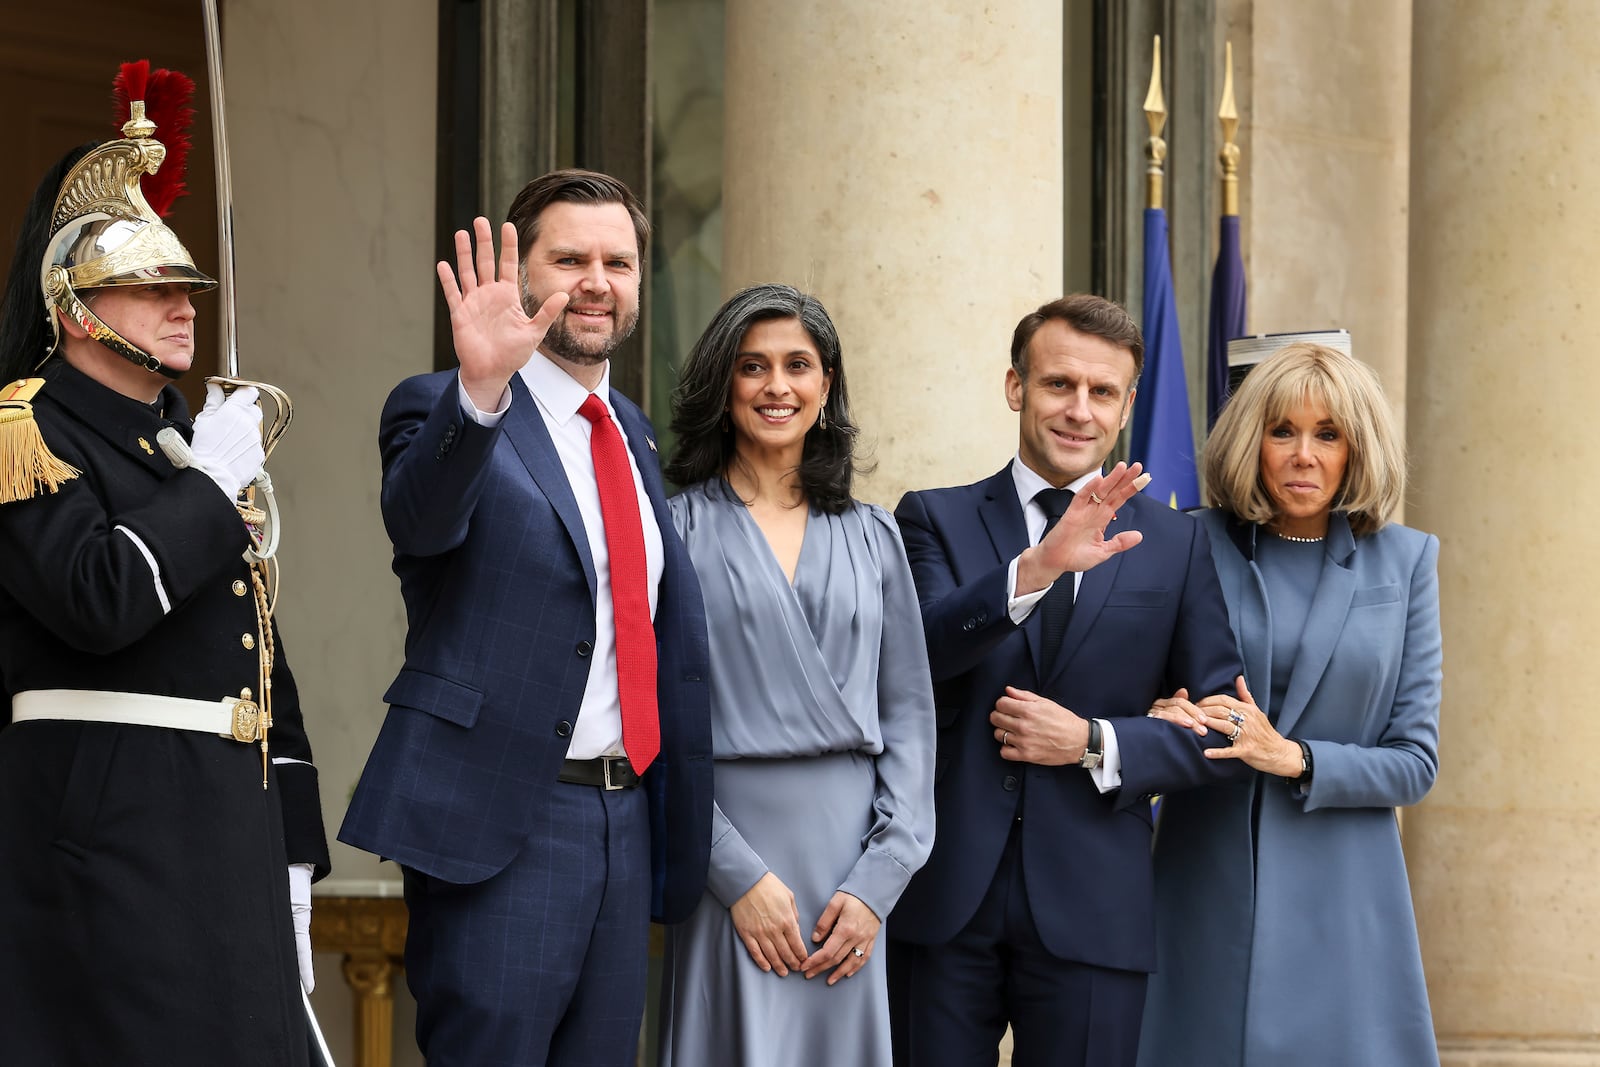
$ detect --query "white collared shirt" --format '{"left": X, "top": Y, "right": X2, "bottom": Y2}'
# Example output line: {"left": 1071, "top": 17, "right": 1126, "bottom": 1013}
{"left": 1004, "top": 455, "right": 1122, "bottom": 790}
{"left": 460, "top": 355, "right": 665, "bottom": 760}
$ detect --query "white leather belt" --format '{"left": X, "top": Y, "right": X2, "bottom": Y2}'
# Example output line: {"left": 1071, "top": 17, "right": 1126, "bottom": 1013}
{"left": 13, "top": 689, "right": 266, "bottom": 743}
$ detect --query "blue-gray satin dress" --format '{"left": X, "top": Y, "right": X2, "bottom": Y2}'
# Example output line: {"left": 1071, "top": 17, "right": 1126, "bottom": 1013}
{"left": 659, "top": 480, "right": 936, "bottom": 1066}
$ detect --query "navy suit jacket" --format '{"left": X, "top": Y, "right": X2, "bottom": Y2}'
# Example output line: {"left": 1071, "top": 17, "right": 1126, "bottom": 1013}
{"left": 891, "top": 467, "right": 1242, "bottom": 973}
{"left": 339, "top": 369, "right": 713, "bottom": 923}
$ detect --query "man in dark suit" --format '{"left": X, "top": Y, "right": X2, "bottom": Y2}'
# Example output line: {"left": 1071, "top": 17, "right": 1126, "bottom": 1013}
{"left": 340, "top": 170, "right": 712, "bottom": 1066}
{"left": 887, "top": 294, "right": 1243, "bottom": 1067}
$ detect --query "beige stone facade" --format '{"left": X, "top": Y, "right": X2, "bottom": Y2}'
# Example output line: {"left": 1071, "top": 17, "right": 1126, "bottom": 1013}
{"left": 198, "top": 1, "right": 1598, "bottom": 1062}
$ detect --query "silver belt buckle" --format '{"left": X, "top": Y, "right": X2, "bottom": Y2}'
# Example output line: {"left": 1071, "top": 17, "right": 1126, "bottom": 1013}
{"left": 602, "top": 756, "right": 626, "bottom": 790}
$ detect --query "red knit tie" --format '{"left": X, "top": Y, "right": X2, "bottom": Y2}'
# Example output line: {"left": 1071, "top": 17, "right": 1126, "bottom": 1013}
{"left": 578, "top": 393, "right": 660, "bottom": 773}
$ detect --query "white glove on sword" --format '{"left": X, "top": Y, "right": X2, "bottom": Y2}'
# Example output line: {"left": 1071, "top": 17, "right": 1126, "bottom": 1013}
{"left": 158, "top": 384, "right": 264, "bottom": 500}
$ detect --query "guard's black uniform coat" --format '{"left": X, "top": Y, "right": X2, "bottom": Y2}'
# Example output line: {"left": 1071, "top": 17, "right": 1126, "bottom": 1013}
{"left": 0, "top": 358, "right": 330, "bottom": 1066}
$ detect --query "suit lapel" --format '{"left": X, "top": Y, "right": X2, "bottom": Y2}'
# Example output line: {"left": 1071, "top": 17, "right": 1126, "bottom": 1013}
{"left": 975, "top": 470, "right": 1044, "bottom": 675}
{"left": 1045, "top": 507, "right": 1128, "bottom": 688}
{"left": 501, "top": 375, "right": 598, "bottom": 598}
{"left": 1276, "top": 517, "right": 1358, "bottom": 736}
{"left": 612, "top": 397, "right": 673, "bottom": 545}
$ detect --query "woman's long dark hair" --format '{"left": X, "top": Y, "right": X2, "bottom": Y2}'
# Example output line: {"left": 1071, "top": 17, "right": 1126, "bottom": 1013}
{"left": 0, "top": 144, "right": 94, "bottom": 384}
{"left": 665, "top": 284, "right": 868, "bottom": 514}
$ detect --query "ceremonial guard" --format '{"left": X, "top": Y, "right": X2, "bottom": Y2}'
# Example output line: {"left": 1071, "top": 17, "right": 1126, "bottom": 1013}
{"left": 0, "top": 63, "right": 329, "bottom": 1065}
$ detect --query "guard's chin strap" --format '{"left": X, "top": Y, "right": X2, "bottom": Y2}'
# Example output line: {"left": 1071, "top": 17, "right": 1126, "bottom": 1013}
{"left": 52, "top": 299, "right": 184, "bottom": 382}
{"left": 55, "top": 293, "right": 185, "bottom": 380}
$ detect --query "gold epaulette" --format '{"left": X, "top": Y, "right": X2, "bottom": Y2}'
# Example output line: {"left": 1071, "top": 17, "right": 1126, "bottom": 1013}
{"left": 0, "top": 378, "right": 81, "bottom": 503}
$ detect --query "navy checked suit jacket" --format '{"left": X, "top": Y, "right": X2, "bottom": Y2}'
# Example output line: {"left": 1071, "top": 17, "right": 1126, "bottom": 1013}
{"left": 890, "top": 468, "right": 1243, "bottom": 973}
{"left": 339, "top": 369, "right": 713, "bottom": 923}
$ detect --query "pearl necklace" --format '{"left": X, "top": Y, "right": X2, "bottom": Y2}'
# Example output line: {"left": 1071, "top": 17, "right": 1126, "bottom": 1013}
{"left": 1272, "top": 531, "right": 1324, "bottom": 544}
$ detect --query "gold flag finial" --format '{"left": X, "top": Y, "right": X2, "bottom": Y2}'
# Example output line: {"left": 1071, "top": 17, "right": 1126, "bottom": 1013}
{"left": 1218, "top": 40, "right": 1241, "bottom": 217}
{"left": 1144, "top": 36, "right": 1167, "bottom": 211}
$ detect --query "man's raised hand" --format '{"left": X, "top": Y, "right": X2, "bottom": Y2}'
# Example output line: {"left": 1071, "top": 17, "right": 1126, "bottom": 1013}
{"left": 437, "top": 217, "right": 569, "bottom": 411}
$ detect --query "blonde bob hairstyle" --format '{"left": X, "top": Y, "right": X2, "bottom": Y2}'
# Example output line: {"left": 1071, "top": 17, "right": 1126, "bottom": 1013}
{"left": 1202, "top": 342, "right": 1405, "bottom": 537}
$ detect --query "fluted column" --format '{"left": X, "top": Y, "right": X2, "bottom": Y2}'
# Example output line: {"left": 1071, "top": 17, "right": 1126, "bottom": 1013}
{"left": 722, "top": 1, "right": 1064, "bottom": 506}
{"left": 1407, "top": 3, "right": 1600, "bottom": 1062}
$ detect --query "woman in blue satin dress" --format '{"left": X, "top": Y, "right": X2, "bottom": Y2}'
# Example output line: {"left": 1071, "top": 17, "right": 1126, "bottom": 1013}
{"left": 656, "top": 284, "right": 936, "bottom": 1066}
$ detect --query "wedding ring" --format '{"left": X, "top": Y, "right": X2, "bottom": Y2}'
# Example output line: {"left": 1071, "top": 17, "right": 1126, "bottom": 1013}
{"left": 1002, "top": 730, "right": 1011, "bottom": 746}
{"left": 1228, "top": 724, "right": 1242, "bottom": 743}
{"left": 852, "top": 947, "right": 866, "bottom": 959}
{"left": 1090, "top": 492, "right": 1105, "bottom": 505}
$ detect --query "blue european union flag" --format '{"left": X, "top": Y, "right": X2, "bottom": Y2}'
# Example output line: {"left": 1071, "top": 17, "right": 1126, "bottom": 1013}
{"left": 1207, "top": 214, "right": 1247, "bottom": 428}
{"left": 1129, "top": 207, "right": 1199, "bottom": 510}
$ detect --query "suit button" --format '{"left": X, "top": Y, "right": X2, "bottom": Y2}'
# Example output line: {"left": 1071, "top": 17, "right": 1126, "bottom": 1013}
{"left": 962, "top": 618, "right": 978, "bottom": 631}
{"left": 556, "top": 720, "right": 573, "bottom": 737}
{"left": 444, "top": 424, "right": 458, "bottom": 441}
{"left": 241, "top": 633, "right": 255, "bottom": 650}
{"left": 1002, "top": 775, "right": 1019, "bottom": 792}
{"left": 576, "top": 641, "right": 593, "bottom": 657}
{"left": 232, "top": 580, "right": 247, "bottom": 597}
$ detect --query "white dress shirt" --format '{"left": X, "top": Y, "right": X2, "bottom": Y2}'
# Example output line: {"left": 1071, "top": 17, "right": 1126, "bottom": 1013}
{"left": 460, "top": 354, "right": 665, "bottom": 760}
{"left": 1003, "top": 456, "right": 1122, "bottom": 790}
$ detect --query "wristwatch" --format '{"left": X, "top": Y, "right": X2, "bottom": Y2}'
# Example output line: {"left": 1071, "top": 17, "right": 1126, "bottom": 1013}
{"left": 1079, "top": 718, "right": 1105, "bottom": 770}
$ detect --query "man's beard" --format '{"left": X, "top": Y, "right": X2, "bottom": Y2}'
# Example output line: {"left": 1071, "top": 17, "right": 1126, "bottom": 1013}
{"left": 524, "top": 287, "right": 640, "bottom": 366}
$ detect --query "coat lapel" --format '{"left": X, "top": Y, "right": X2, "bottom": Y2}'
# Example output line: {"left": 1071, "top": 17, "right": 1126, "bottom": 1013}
{"left": 1045, "top": 508, "right": 1127, "bottom": 688}
{"left": 975, "top": 469, "right": 1042, "bottom": 675}
{"left": 501, "top": 375, "right": 598, "bottom": 598}
{"left": 1219, "top": 519, "right": 1274, "bottom": 713}
{"left": 613, "top": 397, "right": 674, "bottom": 548}
{"left": 1275, "top": 515, "right": 1358, "bottom": 736}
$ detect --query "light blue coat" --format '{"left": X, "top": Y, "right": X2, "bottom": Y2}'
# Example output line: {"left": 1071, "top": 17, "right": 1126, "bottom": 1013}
{"left": 1138, "top": 510, "right": 1442, "bottom": 1067}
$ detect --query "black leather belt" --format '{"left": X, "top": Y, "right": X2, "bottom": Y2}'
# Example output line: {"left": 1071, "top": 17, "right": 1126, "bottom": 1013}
{"left": 558, "top": 755, "right": 640, "bottom": 790}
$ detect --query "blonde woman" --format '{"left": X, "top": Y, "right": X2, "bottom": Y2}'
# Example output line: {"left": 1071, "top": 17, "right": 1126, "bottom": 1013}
{"left": 1140, "top": 342, "right": 1441, "bottom": 1066}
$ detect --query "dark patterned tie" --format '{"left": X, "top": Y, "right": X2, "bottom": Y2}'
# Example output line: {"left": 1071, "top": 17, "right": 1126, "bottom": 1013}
{"left": 1034, "top": 487, "right": 1075, "bottom": 675}
{"left": 578, "top": 393, "right": 660, "bottom": 773}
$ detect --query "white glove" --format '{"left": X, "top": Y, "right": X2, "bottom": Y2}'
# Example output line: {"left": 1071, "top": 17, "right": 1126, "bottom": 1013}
{"left": 289, "top": 862, "right": 315, "bottom": 993}
{"left": 189, "top": 384, "right": 264, "bottom": 499}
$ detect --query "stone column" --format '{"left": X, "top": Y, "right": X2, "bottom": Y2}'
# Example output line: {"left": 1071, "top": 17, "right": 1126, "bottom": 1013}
{"left": 721, "top": 1, "right": 1064, "bottom": 507}
{"left": 1407, "top": 3, "right": 1600, "bottom": 1063}
{"left": 1245, "top": 0, "right": 1412, "bottom": 416}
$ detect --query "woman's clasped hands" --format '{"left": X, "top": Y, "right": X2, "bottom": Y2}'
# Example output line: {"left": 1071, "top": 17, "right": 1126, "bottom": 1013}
{"left": 1146, "top": 675, "right": 1304, "bottom": 778}
{"left": 730, "top": 873, "right": 880, "bottom": 986}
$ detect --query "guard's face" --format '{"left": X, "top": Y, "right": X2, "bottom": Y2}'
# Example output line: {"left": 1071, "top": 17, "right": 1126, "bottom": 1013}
{"left": 1006, "top": 319, "right": 1136, "bottom": 487}
{"left": 520, "top": 201, "right": 641, "bottom": 368}
{"left": 84, "top": 283, "right": 197, "bottom": 375}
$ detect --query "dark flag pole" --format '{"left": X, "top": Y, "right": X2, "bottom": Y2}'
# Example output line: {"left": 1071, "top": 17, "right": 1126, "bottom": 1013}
{"left": 1207, "top": 42, "right": 1247, "bottom": 429}
{"left": 1128, "top": 36, "right": 1200, "bottom": 511}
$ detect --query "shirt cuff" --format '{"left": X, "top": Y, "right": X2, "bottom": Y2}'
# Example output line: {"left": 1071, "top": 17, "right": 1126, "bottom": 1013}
{"left": 1087, "top": 718, "right": 1123, "bottom": 792}
{"left": 1006, "top": 554, "right": 1052, "bottom": 625}
{"left": 457, "top": 375, "right": 511, "bottom": 427}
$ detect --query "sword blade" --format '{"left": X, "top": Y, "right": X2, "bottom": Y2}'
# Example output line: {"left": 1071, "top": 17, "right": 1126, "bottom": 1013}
{"left": 201, "top": 0, "right": 239, "bottom": 378}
